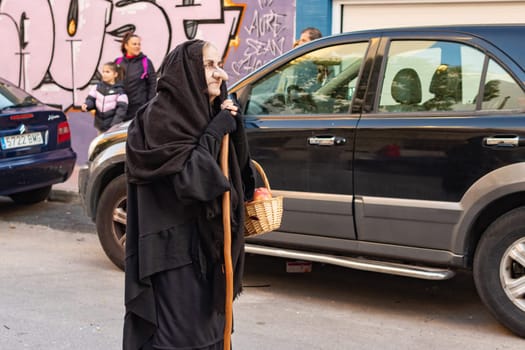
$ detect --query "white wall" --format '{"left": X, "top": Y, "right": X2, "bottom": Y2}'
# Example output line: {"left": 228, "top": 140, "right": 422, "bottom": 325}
{"left": 332, "top": 0, "right": 525, "bottom": 33}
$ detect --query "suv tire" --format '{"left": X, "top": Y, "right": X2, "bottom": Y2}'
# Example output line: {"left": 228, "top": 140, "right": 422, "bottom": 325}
{"left": 96, "top": 174, "right": 127, "bottom": 270}
{"left": 474, "top": 207, "right": 525, "bottom": 337}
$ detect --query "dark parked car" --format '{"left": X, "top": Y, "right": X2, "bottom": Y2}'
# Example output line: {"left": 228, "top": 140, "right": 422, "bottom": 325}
{"left": 79, "top": 25, "right": 525, "bottom": 337}
{"left": 0, "top": 77, "right": 76, "bottom": 203}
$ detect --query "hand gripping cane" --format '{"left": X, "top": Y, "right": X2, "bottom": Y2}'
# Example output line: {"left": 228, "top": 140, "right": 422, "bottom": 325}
{"left": 220, "top": 134, "right": 233, "bottom": 350}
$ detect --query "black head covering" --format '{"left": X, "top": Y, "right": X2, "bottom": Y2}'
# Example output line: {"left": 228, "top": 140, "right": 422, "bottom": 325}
{"left": 126, "top": 39, "right": 225, "bottom": 183}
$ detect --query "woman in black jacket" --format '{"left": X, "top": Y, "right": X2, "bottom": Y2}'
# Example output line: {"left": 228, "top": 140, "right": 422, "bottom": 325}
{"left": 115, "top": 32, "right": 157, "bottom": 122}
{"left": 123, "top": 40, "right": 254, "bottom": 350}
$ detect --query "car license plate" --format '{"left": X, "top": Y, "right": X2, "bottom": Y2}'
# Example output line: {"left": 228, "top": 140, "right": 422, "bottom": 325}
{"left": 1, "top": 132, "right": 44, "bottom": 150}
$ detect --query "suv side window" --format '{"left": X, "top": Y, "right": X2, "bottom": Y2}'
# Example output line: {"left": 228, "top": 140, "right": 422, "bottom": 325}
{"left": 481, "top": 59, "right": 525, "bottom": 111}
{"left": 378, "top": 40, "right": 485, "bottom": 112}
{"left": 245, "top": 42, "right": 369, "bottom": 115}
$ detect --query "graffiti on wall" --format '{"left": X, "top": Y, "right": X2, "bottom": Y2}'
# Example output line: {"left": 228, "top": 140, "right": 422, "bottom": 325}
{"left": 226, "top": 0, "right": 295, "bottom": 84}
{"left": 0, "top": 0, "right": 295, "bottom": 109}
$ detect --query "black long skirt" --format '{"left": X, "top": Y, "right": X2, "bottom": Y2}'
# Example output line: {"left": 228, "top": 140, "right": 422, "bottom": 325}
{"left": 145, "top": 263, "right": 226, "bottom": 350}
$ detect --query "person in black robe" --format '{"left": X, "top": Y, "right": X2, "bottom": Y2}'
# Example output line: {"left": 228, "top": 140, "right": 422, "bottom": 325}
{"left": 123, "top": 39, "right": 254, "bottom": 350}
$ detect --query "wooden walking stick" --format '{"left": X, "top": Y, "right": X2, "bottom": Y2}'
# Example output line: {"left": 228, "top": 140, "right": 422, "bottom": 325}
{"left": 220, "top": 134, "right": 233, "bottom": 350}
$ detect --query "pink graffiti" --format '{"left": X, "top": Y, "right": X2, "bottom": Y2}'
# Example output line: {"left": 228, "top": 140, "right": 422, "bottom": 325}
{"left": 0, "top": 0, "right": 53, "bottom": 90}
{"left": 0, "top": 0, "right": 243, "bottom": 109}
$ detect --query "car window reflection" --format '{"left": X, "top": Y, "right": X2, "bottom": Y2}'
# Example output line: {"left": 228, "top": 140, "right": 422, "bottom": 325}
{"left": 246, "top": 42, "right": 368, "bottom": 116}
{"left": 377, "top": 40, "right": 525, "bottom": 114}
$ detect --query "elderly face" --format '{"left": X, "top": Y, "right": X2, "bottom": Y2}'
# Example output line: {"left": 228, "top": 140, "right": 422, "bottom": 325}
{"left": 203, "top": 43, "right": 228, "bottom": 102}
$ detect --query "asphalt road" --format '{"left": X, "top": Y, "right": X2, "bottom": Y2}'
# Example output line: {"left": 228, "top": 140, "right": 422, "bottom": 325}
{"left": 1, "top": 195, "right": 524, "bottom": 349}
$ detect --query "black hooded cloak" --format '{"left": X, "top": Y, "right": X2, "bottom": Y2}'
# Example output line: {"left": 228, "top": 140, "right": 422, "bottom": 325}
{"left": 123, "top": 39, "right": 254, "bottom": 350}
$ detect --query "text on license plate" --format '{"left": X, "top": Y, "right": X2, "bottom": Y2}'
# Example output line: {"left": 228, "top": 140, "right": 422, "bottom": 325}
{"left": 1, "top": 132, "right": 44, "bottom": 150}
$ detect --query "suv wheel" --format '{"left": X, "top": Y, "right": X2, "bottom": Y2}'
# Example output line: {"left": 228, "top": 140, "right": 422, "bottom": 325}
{"left": 96, "top": 175, "right": 127, "bottom": 270}
{"left": 474, "top": 206, "right": 525, "bottom": 337}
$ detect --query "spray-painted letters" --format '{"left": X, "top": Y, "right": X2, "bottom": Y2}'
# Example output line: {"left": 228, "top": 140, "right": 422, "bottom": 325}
{"left": 0, "top": 0, "right": 295, "bottom": 108}
{"left": 227, "top": 0, "right": 294, "bottom": 82}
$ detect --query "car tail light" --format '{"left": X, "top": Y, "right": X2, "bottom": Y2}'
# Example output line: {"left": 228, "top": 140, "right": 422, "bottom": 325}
{"left": 57, "top": 121, "right": 71, "bottom": 144}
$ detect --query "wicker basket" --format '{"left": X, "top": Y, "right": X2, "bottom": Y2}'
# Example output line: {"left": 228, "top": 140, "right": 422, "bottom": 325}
{"left": 244, "top": 160, "right": 283, "bottom": 237}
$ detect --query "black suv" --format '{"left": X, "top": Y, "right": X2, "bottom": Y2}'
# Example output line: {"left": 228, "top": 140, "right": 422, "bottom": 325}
{"left": 79, "top": 25, "right": 525, "bottom": 337}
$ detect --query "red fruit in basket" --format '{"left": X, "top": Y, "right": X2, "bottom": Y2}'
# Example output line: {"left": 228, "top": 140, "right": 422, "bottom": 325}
{"left": 253, "top": 187, "right": 272, "bottom": 201}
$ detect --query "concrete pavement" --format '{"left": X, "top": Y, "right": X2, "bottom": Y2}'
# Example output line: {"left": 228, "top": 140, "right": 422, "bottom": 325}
{"left": 67, "top": 111, "right": 99, "bottom": 165}
{"left": 2, "top": 219, "right": 523, "bottom": 350}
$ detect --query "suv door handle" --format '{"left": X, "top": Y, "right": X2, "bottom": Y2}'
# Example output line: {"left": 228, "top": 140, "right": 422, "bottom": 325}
{"left": 308, "top": 136, "right": 347, "bottom": 146}
{"left": 484, "top": 135, "right": 525, "bottom": 148}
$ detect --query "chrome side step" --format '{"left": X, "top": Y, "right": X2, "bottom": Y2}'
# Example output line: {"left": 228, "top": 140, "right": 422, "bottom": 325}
{"left": 245, "top": 244, "right": 455, "bottom": 280}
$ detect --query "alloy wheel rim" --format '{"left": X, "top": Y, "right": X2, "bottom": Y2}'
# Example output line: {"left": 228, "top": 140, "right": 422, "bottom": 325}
{"left": 499, "top": 236, "right": 525, "bottom": 312}
{"left": 111, "top": 196, "right": 127, "bottom": 249}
